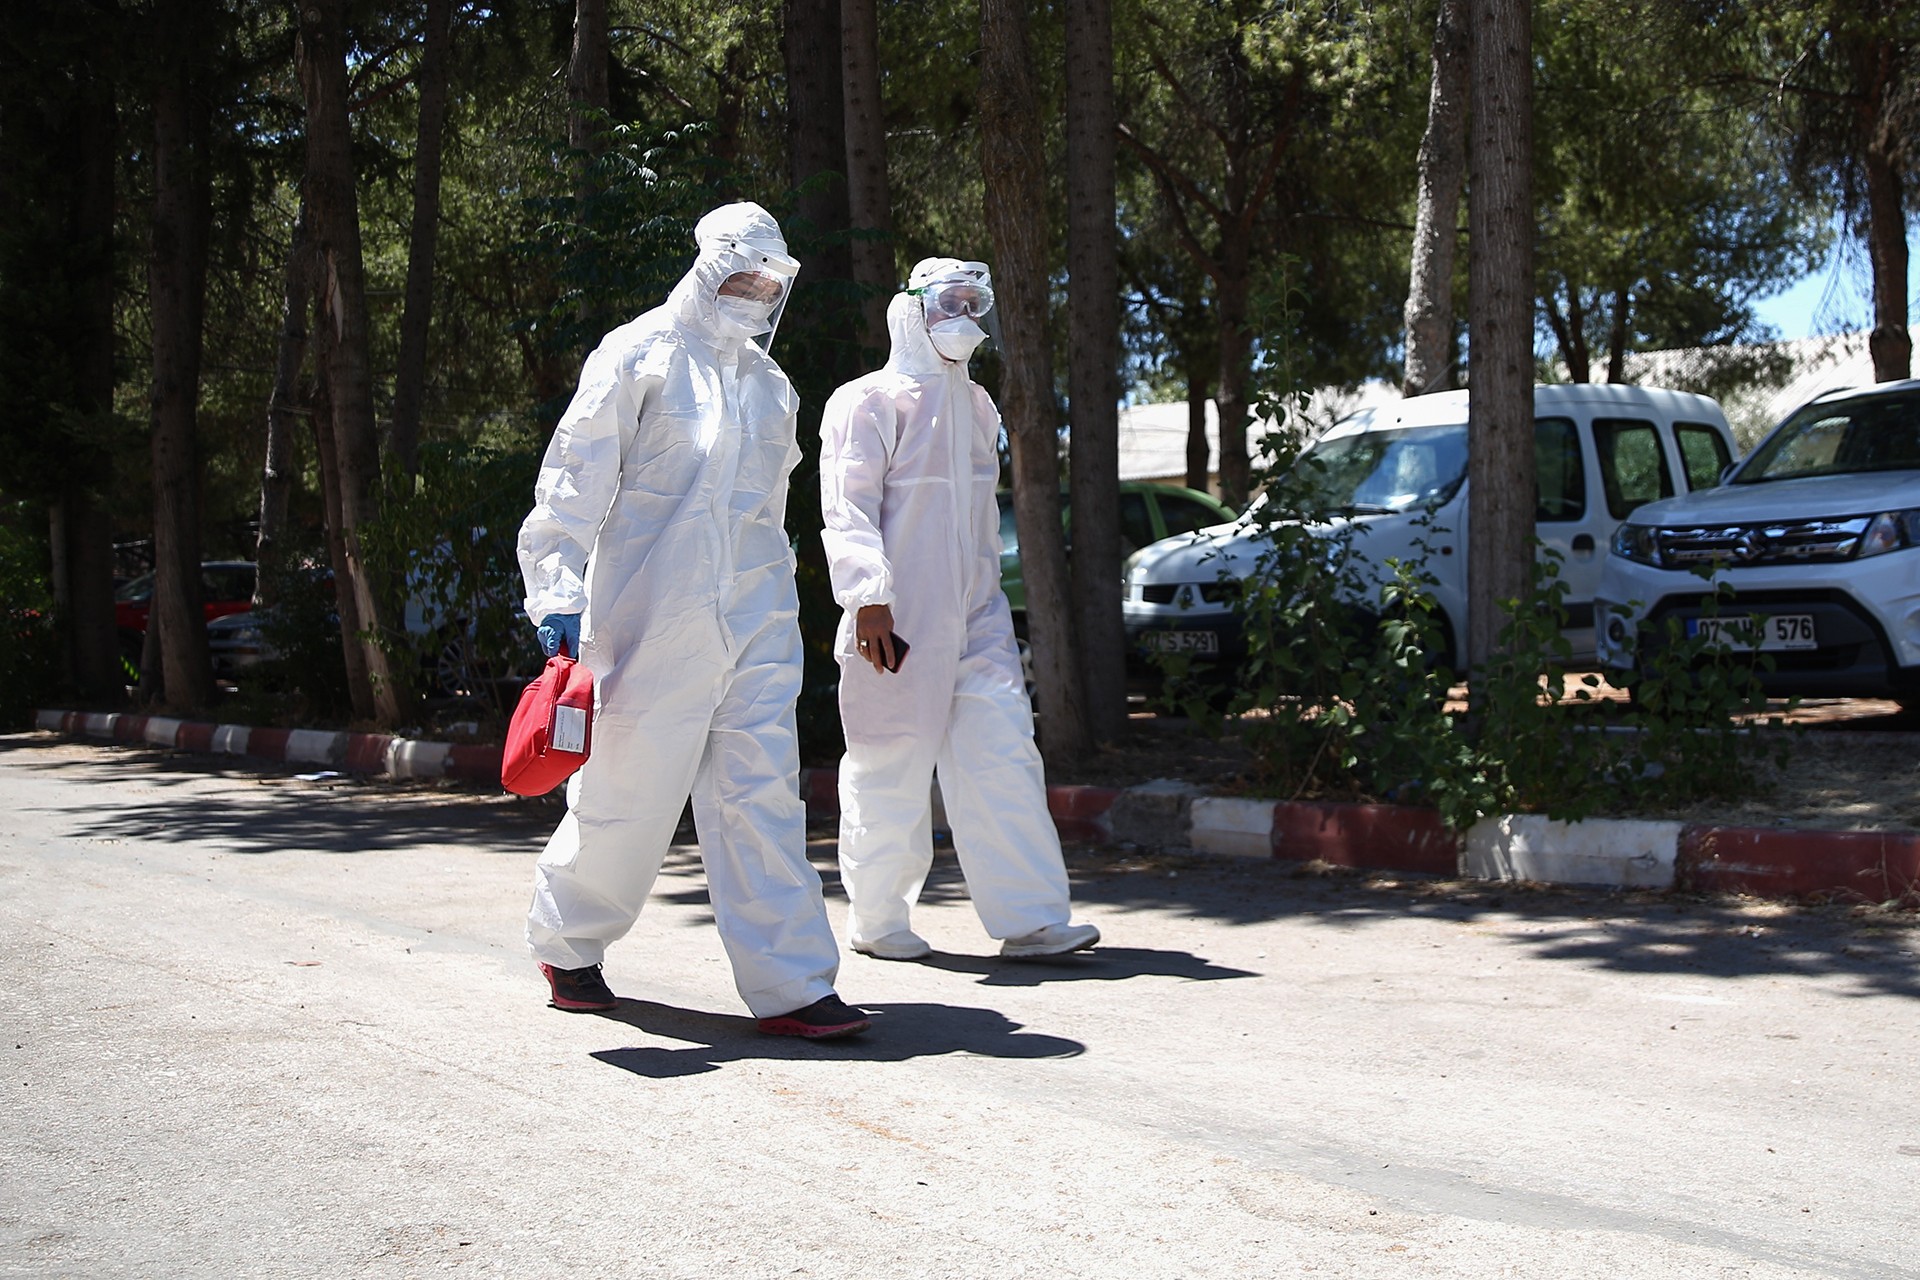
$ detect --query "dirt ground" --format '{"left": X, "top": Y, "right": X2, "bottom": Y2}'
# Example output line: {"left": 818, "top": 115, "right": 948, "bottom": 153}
{"left": 1051, "top": 693, "right": 1920, "bottom": 834}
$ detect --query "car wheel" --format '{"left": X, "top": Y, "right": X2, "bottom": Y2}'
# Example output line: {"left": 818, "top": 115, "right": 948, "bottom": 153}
{"left": 427, "top": 627, "right": 477, "bottom": 698}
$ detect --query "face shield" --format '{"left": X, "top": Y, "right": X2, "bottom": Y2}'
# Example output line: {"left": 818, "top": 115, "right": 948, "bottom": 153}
{"left": 710, "top": 237, "right": 801, "bottom": 349}
{"left": 908, "top": 262, "right": 995, "bottom": 364}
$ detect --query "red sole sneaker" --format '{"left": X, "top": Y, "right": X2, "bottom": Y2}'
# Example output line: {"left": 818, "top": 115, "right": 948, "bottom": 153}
{"left": 539, "top": 963, "right": 618, "bottom": 1012}
{"left": 757, "top": 1010, "right": 872, "bottom": 1039}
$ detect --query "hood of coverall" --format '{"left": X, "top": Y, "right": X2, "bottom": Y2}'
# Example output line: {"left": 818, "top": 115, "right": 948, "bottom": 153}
{"left": 667, "top": 201, "right": 801, "bottom": 352}
{"left": 884, "top": 257, "right": 993, "bottom": 376}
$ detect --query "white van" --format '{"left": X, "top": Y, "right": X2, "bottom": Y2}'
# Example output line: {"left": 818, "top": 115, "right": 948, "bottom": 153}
{"left": 1121, "top": 383, "right": 1736, "bottom": 674}
{"left": 1596, "top": 378, "right": 1920, "bottom": 706}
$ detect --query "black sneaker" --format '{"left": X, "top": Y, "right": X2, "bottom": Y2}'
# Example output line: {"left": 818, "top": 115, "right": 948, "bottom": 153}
{"left": 756, "top": 993, "right": 872, "bottom": 1039}
{"left": 539, "top": 962, "right": 618, "bottom": 1011}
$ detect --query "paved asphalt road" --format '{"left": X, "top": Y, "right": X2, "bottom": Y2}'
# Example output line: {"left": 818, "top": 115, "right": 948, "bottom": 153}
{"left": 4, "top": 736, "right": 1918, "bottom": 1279}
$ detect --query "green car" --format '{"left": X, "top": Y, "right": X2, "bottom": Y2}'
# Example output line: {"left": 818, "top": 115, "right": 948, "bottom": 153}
{"left": 997, "top": 482, "right": 1237, "bottom": 686}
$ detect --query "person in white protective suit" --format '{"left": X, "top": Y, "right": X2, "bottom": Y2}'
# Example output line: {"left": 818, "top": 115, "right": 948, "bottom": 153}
{"left": 515, "top": 201, "right": 870, "bottom": 1038}
{"left": 817, "top": 257, "right": 1102, "bottom": 962}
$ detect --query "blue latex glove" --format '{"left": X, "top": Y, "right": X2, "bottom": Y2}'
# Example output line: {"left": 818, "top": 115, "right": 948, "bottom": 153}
{"left": 535, "top": 613, "right": 582, "bottom": 659}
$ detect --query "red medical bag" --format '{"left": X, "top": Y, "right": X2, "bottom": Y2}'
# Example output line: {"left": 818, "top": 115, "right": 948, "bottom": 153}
{"left": 501, "top": 652, "right": 595, "bottom": 796}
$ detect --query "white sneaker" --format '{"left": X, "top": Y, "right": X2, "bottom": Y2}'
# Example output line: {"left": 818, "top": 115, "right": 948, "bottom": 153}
{"left": 851, "top": 930, "right": 932, "bottom": 961}
{"left": 1000, "top": 922, "right": 1100, "bottom": 958}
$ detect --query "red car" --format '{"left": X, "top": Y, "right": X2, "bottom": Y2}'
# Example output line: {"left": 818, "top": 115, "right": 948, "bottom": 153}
{"left": 115, "top": 560, "right": 257, "bottom": 649}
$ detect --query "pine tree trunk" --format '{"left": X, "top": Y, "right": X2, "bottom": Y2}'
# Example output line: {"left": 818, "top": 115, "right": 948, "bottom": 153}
{"left": 840, "top": 0, "right": 893, "bottom": 357}
{"left": 979, "top": 0, "right": 1091, "bottom": 764}
{"left": 298, "top": 0, "right": 404, "bottom": 727}
{"left": 1065, "top": 0, "right": 1124, "bottom": 742}
{"left": 65, "top": 58, "right": 122, "bottom": 701}
{"left": 1858, "top": 67, "right": 1910, "bottom": 381}
{"left": 1213, "top": 263, "right": 1253, "bottom": 510}
{"left": 1466, "top": 0, "right": 1535, "bottom": 675}
{"left": 145, "top": 0, "right": 215, "bottom": 712}
{"left": 1402, "top": 0, "right": 1468, "bottom": 397}
{"left": 568, "top": 0, "right": 609, "bottom": 343}
{"left": 390, "top": 0, "right": 452, "bottom": 479}
{"left": 256, "top": 200, "right": 312, "bottom": 606}
{"left": 1185, "top": 363, "right": 1211, "bottom": 495}
{"left": 786, "top": 0, "right": 854, "bottom": 382}
{"left": 308, "top": 341, "right": 373, "bottom": 722}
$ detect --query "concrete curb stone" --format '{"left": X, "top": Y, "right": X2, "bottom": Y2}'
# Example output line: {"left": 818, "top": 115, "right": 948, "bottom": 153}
{"left": 31, "top": 707, "right": 1912, "bottom": 905}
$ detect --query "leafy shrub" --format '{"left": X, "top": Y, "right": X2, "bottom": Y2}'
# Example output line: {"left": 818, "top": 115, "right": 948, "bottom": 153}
{"left": 0, "top": 508, "right": 57, "bottom": 729}
{"left": 1152, "top": 284, "right": 1783, "bottom": 829}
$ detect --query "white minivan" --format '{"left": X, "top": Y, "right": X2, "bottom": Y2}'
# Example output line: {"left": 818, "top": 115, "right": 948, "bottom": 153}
{"left": 1596, "top": 378, "right": 1920, "bottom": 706}
{"left": 1121, "top": 383, "right": 1736, "bottom": 675}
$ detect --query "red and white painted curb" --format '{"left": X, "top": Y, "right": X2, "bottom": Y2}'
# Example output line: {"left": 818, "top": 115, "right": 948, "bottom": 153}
{"left": 33, "top": 709, "right": 503, "bottom": 784}
{"left": 33, "top": 708, "right": 1918, "bottom": 904}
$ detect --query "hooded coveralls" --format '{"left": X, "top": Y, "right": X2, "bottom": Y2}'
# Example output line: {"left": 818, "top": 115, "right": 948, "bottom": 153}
{"left": 516, "top": 202, "right": 840, "bottom": 1019}
{"left": 818, "top": 273, "right": 1074, "bottom": 948}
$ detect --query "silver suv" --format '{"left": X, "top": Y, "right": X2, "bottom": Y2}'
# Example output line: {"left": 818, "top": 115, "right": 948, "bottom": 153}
{"left": 1597, "top": 379, "right": 1920, "bottom": 706}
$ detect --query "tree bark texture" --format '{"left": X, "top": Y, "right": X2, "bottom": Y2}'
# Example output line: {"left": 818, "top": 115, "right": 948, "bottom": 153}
{"left": 51, "top": 486, "right": 121, "bottom": 702}
{"left": 1853, "top": 32, "right": 1911, "bottom": 381}
{"left": 256, "top": 200, "right": 313, "bottom": 605}
{"left": 568, "top": 0, "right": 609, "bottom": 175}
{"left": 1402, "top": 0, "right": 1468, "bottom": 397}
{"left": 840, "top": 0, "right": 893, "bottom": 358}
{"left": 1065, "top": 0, "right": 1125, "bottom": 742}
{"left": 1185, "top": 364, "right": 1211, "bottom": 495}
{"left": 1466, "top": 0, "right": 1535, "bottom": 673}
{"left": 298, "top": 0, "right": 405, "bottom": 727}
{"left": 1605, "top": 283, "right": 1629, "bottom": 383}
{"left": 60, "top": 55, "right": 123, "bottom": 701}
{"left": 979, "top": 0, "right": 1091, "bottom": 764}
{"left": 568, "top": 0, "right": 610, "bottom": 342}
{"left": 145, "top": 0, "right": 215, "bottom": 711}
{"left": 390, "top": 0, "right": 453, "bottom": 479}
{"left": 786, "top": 0, "right": 854, "bottom": 388}
{"left": 307, "top": 334, "right": 373, "bottom": 721}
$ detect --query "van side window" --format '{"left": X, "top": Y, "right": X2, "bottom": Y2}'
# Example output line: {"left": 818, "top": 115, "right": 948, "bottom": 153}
{"left": 1593, "top": 418, "right": 1675, "bottom": 518}
{"left": 1535, "top": 417, "right": 1586, "bottom": 522}
{"left": 1675, "top": 422, "right": 1731, "bottom": 491}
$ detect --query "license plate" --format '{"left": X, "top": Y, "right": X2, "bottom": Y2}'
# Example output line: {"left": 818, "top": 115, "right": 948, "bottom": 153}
{"left": 1688, "top": 614, "right": 1816, "bottom": 651}
{"left": 1142, "top": 630, "right": 1218, "bottom": 655}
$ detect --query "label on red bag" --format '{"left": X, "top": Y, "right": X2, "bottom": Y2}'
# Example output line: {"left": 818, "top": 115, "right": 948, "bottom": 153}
{"left": 550, "top": 704, "right": 589, "bottom": 755}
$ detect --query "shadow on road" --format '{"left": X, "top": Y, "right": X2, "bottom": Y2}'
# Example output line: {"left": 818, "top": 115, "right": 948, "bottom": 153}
{"left": 909, "top": 945, "right": 1257, "bottom": 986}
{"left": 1059, "top": 844, "right": 1920, "bottom": 1002}
{"left": 19, "top": 745, "right": 558, "bottom": 856}
{"left": 586, "top": 998, "right": 1083, "bottom": 1078}
{"left": 17, "top": 737, "right": 1918, "bottom": 1003}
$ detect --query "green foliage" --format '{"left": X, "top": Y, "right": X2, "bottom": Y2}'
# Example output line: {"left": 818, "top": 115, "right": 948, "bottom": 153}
{"left": 237, "top": 554, "right": 356, "bottom": 726}
{"left": 1532, "top": 0, "right": 1827, "bottom": 371}
{"left": 359, "top": 430, "right": 547, "bottom": 725}
{"left": 1154, "top": 269, "right": 1787, "bottom": 831}
{"left": 518, "top": 120, "right": 735, "bottom": 375}
{"left": 0, "top": 506, "right": 59, "bottom": 729}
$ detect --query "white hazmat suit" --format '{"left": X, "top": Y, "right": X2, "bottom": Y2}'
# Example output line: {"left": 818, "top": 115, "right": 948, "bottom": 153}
{"left": 818, "top": 258, "right": 1097, "bottom": 959}
{"left": 517, "top": 202, "right": 843, "bottom": 1019}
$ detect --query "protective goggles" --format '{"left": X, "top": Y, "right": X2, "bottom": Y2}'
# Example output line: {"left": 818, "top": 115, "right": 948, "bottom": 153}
{"left": 911, "top": 278, "right": 995, "bottom": 322}
{"left": 718, "top": 271, "right": 788, "bottom": 304}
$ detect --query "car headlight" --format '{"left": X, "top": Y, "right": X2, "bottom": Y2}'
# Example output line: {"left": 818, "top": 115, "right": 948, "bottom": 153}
{"left": 1856, "top": 509, "right": 1920, "bottom": 559}
{"left": 1610, "top": 523, "right": 1662, "bottom": 567}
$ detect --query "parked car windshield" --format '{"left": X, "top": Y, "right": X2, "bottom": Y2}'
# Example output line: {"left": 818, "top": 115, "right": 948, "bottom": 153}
{"left": 1736, "top": 389, "right": 1920, "bottom": 483}
{"left": 1267, "top": 424, "right": 1469, "bottom": 516}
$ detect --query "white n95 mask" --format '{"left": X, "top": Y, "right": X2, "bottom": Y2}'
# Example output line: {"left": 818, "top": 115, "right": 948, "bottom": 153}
{"left": 928, "top": 316, "right": 987, "bottom": 362}
{"left": 715, "top": 296, "right": 775, "bottom": 337}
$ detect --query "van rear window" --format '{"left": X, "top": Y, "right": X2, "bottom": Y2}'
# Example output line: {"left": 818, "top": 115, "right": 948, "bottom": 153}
{"left": 1675, "top": 422, "right": 1731, "bottom": 491}
{"left": 1535, "top": 418, "right": 1586, "bottom": 522}
{"left": 1593, "top": 418, "right": 1675, "bottom": 518}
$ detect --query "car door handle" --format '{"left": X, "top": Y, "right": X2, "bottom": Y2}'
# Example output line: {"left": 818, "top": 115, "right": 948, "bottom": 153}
{"left": 1571, "top": 534, "right": 1595, "bottom": 553}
